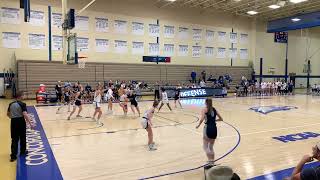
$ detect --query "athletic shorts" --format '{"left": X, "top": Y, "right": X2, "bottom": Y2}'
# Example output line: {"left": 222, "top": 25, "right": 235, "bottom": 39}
{"left": 120, "top": 102, "right": 128, "bottom": 109}
{"left": 93, "top": 101, "right": 101, "bottom": 108}
{"left": 131, "top": 101, "right": 138, "bottom": 107}
{"left": 105, "top": 95, "right": 113, "bottom": 101}
{"left": 174, "top": 96, "right": 179, "bottom": 100}
{"left": 75, "top": 100, "right": 82, "bottom": 107}
{"left": 161, "top": 100, "right": 169, "bottom": 104}
{"left": 141, "top": 117, "right": 148, "bottom": 129}
{"left": 203, "top": 125, "right": 217, "bottom": 139}
{"left": 64, "top": 97, "right": 70, "bottom": 103}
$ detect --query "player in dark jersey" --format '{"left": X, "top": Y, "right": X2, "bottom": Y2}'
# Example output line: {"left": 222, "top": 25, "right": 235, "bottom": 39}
{"left": 127, "top": 90, "right": 141, "bottom": 116}
{"left": 196, "top": 98, "right": 223, "bottom": 165}
{"left": 56, "top": 86, "right": 72, "bottom": 114}
{"left": 174, "top": 86, "right": 182, "bottom": 108}
{"left": 68, "top": 86, "right": 84, "bottom": 120}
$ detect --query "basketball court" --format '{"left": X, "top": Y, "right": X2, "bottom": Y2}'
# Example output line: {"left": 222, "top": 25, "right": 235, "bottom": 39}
{"left": 1, "top": 95, "right": 316, "bottom": 179}
{"left": 1, "top": 0, "right": 320, "bottom": 179}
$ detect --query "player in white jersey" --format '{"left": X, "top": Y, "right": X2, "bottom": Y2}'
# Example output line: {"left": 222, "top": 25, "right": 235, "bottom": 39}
{"left": 92, "top": 84, "right": 102, "bottom": 125}
{"left": 141, "top": 100, "right": 159, "bottom": 151}
{"left": 105, "top": 86, "right": 114, "bottom": 113}
{"left": 119, "top": 88, "right": 128, "bottom": 116}
{"left": 255, "top": 81, "right": 260, "bottom": 96}
{"left": 158, "top": 88, "right": 172, "bottom": 112}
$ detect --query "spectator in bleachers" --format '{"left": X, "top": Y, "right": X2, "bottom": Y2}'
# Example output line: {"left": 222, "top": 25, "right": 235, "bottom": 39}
{"left": 200, "top": 80, "right": 206, "bottom": 88}
{"left": 207, "top": 74, "right": 215, "bottom": 82}
{"left": 191, "top": 70, "right": 197, "bottom": 83}
{"left": 55, "top": 81, "right": 63, "bottom": 103}
{"left": 201, "top": 70, "right": 206, "bottom": 82}
{"left": 291, "top": 142, "right": 320, "bottom": 180}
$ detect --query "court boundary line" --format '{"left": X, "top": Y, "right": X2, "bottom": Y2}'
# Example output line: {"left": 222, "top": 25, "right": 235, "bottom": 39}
{"left": 138, "top": 121, "right": 241, "bottom": 180}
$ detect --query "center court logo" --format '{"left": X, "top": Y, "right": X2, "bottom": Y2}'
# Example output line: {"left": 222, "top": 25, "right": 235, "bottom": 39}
{"left": 249, "top": 106, "right": 298, "bottom": 114}
{"left": 26, "top": 113, "right": 48, "bottom": 166}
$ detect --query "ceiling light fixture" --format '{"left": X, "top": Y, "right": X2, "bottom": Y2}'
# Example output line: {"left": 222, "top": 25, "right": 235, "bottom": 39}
{"left": 292, "top": 18, "right": 301, "bottom": 22}
{"left": 289, "top": 0, "right": 307, "bottom": 4}
{"left": 268, "top": 4, "right": 281, "bottom": 9}
{"left": 247, "top": 11, "right": 258, "bottom": 15}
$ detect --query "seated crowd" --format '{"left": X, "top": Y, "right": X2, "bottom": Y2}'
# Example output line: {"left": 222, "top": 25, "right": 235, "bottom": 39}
{"left": 236, "top": 78, "right": 294, "bottom": 97}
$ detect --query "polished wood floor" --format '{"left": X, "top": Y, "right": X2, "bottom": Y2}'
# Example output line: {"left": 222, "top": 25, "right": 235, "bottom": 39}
{"left": 1, "top": 95, "right": 320, "bottom": 179}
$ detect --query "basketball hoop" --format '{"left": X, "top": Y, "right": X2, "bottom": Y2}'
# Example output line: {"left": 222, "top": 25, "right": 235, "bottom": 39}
{"left": 78, "top": 55, "right": 87, "bottom": 69}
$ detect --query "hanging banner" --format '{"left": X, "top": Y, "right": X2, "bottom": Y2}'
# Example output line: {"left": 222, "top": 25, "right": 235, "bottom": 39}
{"left": 230, "top": 32, "right": 237, "bottom": 44}
{"left": 192, "top": 46, "right": 201, "bottom": 58}
{"left": 193, "top": 29, "right": 202, "bottom": 41}
{"left": 52, "top": 13, "right": 62, "bottom": 28}
{"left": 52, "top": 35, "right": 62, "bottom": 51}
{"left": 164, "top": 25, "right": 174, "bottom": 38}
{"left": 206, "top": 30, "right": 214, "bottom": 42}
{"left": 149, "top": 24, "right": 160, "bottom": 37}
{"left": 29, "top": 10, "right": 45, "bottom": 26}
{"left": 95, "top": 17, "right": 108, "bottom": 32}
{"left": 28, "top": 33, "right": 45, "bottom": 49}
{"left": 77, "top": 37, "right": 89, "bottom": 51}
{"left": 229, "top": 48, "right": 237, "bottom": 58}
{"left": 132, "top": 41, "right": 144, "bottom": 54}
{"left": 2, "top": 32, "right": 21, "bottom": 49}
{"left": 205, "top": 47, "right": 214, "bottom": 57}
{"left": 132, "top": 22, "right": 144, "bottom": 35}
{"left": 178, "top": 27, "right": 189, "bottom": 39}
{"left": 164, "top": 44, "right": 174, "bottom": 56}
{"left": 95, "top": 39, "right": 109, "bottom": 52}
{"left": 114, "top": 20, "right": 127, "bottom": 34}
{"left": 1, "top": 7, "right": 20, "bottom": 24}
{"left": 178, "top": 45, "right": 188, "bottom": 56}
{"left": 114, "top": 40, "right": 127, "bottom": 53}
{"left": 240, "top": 33, "right": 248, "bottom": 44}
{"left": 218, "top": 31, "right": 227, "bottom": 43}
{"left": 217, "top": 47, "right": 226, "bottom": 59}
{"left": 75, "top": 16, "right": 89, "bottom": 31}
{"left": 148, "top": 43, "right": 159, "bottom": 55}
{"left": 240, "top": 49, "right": 248, "bottom": 60}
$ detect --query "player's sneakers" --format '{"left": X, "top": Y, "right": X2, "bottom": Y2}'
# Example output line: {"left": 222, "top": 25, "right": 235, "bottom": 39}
{"left": 67, "top": 117, "right": 71, "bottom": 120}
{"left": 96, "top": 120, "right": 101, "bottom": 126}
{"left": 148, "top": 143, "right": 157, "bottom": 151}
{"left": 76, "top": 115, "right": 82, "bottom": 118}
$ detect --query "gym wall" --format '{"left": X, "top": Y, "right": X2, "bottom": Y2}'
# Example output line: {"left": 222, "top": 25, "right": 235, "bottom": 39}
{"left": 0, "top": 0, "right": 252, "bottom": 71}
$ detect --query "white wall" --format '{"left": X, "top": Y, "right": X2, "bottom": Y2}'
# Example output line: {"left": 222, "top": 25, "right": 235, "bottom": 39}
{"left": 0, "top": 0, "right": 253, "bottom": 72}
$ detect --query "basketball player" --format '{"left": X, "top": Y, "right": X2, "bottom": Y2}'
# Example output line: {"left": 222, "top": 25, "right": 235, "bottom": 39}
{"left": 141, "top": 100, "right": 159, "bottom": 151}
{"left": 127, "top": 90, "right": 141, "bottom": 116}
{"left": 67, "top": 87, "right": 84, "bottom": 120}
{"left": 158, "top": 88, "right": 172, "bottom": 112}
{"left": 196, "top": 98, "right": 223, "bottom": 165}
{"left": 119, "top": 88, "right": 128, "bottom": 116}
{"left": 174, "top": 86, "right": 182, "bottom": 108}
{"left": 105, "top": 85, "right": 114, "bottom": 113}
{"left": 92, "top": 85, "right": 102, "bottom": 125}
{"left": 56, "top": 86, "right": 72, "bottom": 113}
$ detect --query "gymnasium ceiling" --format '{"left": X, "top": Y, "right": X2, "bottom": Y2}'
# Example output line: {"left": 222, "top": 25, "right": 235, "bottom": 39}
{"left": 155, "top": 0, "right": 320, "bottom": 20}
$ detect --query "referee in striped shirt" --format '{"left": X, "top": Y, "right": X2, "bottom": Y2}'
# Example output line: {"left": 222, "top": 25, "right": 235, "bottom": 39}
{"left": 7, "top": 91, "right": 32, "bottom": 162}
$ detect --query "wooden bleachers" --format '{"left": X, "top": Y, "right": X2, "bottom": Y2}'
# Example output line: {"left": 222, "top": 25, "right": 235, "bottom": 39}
{"left": 17, "top": 60, "right": 253, "bottom": 98}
